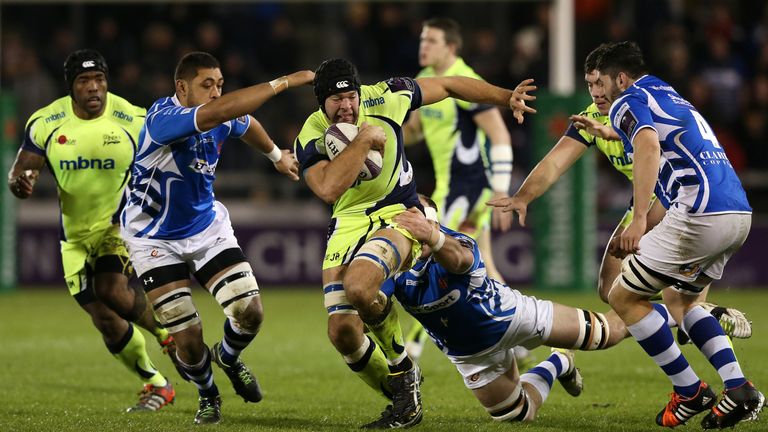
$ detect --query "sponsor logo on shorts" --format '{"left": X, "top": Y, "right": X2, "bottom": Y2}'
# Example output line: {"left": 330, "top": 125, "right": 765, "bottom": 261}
{"left": 143, "top": 276, "right": 154, "bottom": 286}
{"left": 325, "top": 251, "right": 341, "bottom": 262}
{"left": 469, "top": 373, "right": 480, "bottom": 383}
{"left": 150, "top": 249, "right": 159, "bottom": 257}
{"left": 679, "top": 263, "right": 701, "bottom": 278}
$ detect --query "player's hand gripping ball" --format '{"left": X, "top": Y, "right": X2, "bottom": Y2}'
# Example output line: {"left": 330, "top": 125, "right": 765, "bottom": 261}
{"left": 323, "top": 122, "right": 383, "bottom": 181}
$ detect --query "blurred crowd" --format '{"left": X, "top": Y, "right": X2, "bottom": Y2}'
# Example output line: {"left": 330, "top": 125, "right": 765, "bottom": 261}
{"left": 2, "top": 0, "right": 767, "bottom": 213}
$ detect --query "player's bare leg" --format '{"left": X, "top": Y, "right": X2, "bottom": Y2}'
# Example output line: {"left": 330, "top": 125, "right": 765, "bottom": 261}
{"left": 344, "top": 228, "right": 423, "bottom": 428}
{"left": 81, "top": 299, "right": 174, "bottom": 413}
{"left": 324, "top": 264, "right": 393, "bottom": 401}
{"left": 146, "top": 279, "right": 220, "bottom": 424}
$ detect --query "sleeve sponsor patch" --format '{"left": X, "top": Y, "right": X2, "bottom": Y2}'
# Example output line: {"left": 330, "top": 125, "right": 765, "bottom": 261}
{"left": 618, "top": 106, "right": 638, "bottom": 138}
{"left": 385, "top": 77, "right": 416, "bottom": 93}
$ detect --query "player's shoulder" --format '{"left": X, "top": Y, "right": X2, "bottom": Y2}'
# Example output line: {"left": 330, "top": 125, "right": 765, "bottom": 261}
{"left": 449, "top": 57, "right": 483, "bottom": 80}
{"left": 443, "top": 226, "right": 477, "bottom": 249}
{"left": 26, "top": 95, "right": 71, "bottom": 129}
{"left": 296, "top": 109, "right": 328, "bottom": 147}
{"left": 416, "top": 67, "right": 434, "bottom": 79}
{"left": 106, "top": 92, "right": 146, "bottom": 126}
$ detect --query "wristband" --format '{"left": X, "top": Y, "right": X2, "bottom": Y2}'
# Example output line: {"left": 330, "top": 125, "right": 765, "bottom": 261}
{"left": 264, "top": 145, "right": 282, "bottom": 163}
{"left": 431, "top": 231, "right": 446, "bottom": 252}
{"left": 269, "top": 76, "right": 289, "bottom": 95}
{"left": 490, "top": 144, "right": 513, "bottom": 193}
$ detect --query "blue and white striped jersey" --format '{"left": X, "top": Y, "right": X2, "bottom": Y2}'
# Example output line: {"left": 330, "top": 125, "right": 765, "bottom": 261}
{"left": 385, "top": 227, "right": 517, "bottom": 357}
{"left": 609, "top": 75, "right": 751, "bottom": 214}
{"left": 121, "top": 95, "right": 250, "bottom": 239}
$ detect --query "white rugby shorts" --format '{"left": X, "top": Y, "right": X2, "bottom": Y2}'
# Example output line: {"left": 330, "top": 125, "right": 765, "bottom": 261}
{"left": 637, "top": 208, "right": 751, "bottom": 289}
{"left": 122, "top": 201, "right": 242, "bottom": 277}
{"left": 449, "top": 290, "right": 554, "bottom": 389}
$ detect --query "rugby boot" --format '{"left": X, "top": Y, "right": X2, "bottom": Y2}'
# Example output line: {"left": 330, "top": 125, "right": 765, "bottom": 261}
{"left": 365, "top": 363, "right": 423, "bottom": 428}
{"left": 552, "top": 348, "right": 583, "bottom": 397}
{"left": 126, "top": 382, "right": 175, "bottom": 412}
{"left": 701, "top": 381, "right": 764, "bottom": 429}
{"left": 700, "top": 302, "right": 752, "bottom": 339}
{"left": 194, "top": 395, "right": 222, "bottom": 425}
{"left": 655, "top": 382, "right": 716, "bottom": 427}
{"left": 211, "top": 342, "right": 262, "bottom": 402}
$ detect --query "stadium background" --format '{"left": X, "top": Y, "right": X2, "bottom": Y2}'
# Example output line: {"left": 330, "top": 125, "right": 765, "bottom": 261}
{"left": 2, "top": 0, "right": 768, "bottom": 291}
{"left": 0, "top": 2, "right": 767, "bottom": 431}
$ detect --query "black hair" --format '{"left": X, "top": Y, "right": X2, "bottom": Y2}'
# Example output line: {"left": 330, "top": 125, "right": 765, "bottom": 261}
{"left": 174, "top": 51, "right": 220, "bottom": 81}
{"left": 595, "top": 41, "right": 647, "bottom": 79}
{"left": 584, "top": 43, "right": 612, "bottom": 74}
{"left": 63, "top": 49, "right": 108, "bottom": 94}
{"left": 313, "top": 58, "right": 361, "bottom": 108}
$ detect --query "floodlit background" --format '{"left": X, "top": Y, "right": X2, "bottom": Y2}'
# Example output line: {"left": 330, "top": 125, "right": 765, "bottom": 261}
{"left": 0, "top": 2, "right": 766, "bottom": 430}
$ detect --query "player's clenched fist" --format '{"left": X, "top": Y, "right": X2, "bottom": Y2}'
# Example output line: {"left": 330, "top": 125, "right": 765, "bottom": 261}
{"left": 8, "top": 169, "right": 38, "bottom": 199}
{"left": 357, "top": 122, "right": 386, "bottom": 152}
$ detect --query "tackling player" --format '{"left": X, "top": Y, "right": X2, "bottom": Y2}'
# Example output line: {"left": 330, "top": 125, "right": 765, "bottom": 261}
{"left": 120, "top": 51, "right": 313, "bottom": 424}
{"left": 598, "top": 41, "right": 763, "bottom": 429}
{"left": 7, "top": 49, "right": 177, "bottom": 412}
{"left": 294, "top": 58, "right": 536, "bottom": 428}
{"left": 384, "top": 195, "right": 635, "bottom": 423}
{"left": 402, "top": 17, "right": 517, "bottom": 362}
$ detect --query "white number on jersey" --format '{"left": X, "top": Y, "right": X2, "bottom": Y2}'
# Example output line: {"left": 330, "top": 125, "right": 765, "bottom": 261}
{"left": 691, "top": 110, "right": 722, "bottom": 149}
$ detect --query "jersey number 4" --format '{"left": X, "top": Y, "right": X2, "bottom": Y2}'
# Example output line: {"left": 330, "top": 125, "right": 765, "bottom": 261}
{"left": 691, "top": 110, "right": 722, "bottom": 149}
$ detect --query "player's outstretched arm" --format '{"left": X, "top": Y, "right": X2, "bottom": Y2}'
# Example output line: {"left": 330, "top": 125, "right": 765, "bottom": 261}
{"left": 196, "top": 70, "right": 315, "bottom": 132}
{"left": 303, "top": 122, "right": 385, "bottom": 204}
{"left": 487, "top": 135, "right": 587, "bottom": 226}
{"left": 394, "top": 208, "right": 474, "bottom": 274}
{"left": 569, "top": 114, "right": 620, "bottom": 140}
{"left": 416, "top": 76, "right": 537, "bottom": 123}
{"left": 7, "top": 148, "right": 45, "bottom": 199}
{"left": 240, "top": 116, "right": 299, "bottom": 181}
{"left": 474, "top": 108, "right": 514, "bottom": 232}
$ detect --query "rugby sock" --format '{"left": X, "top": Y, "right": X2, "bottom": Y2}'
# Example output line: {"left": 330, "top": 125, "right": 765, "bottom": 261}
{"left": 218, "top": 318, "right": 256, "bottom": 365}
{"left": 107, "top": 323, "right": 167, "bottom": 387}
{"left": 343, "top": 335, "right": 392, "bottom": 399}
{"left": 366, "top": 296, "right": 411, "bottom": 373}
{"left": 627, "top": 307, "right": 701, "bottom": 397}
{"left": 153, "top": 326, "right": 171, "bottom": 346}
{"left": 682, "top": 305, "right": 746, "bottom": 389}
{"left": 177, "top": 347, "right": 219, "bottom": 398}
{"left": 653, "top": 303, "right": 678, "bottom": 328}
{"left": 520, "top": 351, "right": 568, "bottom": 402}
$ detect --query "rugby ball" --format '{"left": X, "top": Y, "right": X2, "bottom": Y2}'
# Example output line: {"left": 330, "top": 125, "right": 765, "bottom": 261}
{"left": 324, "top": 122, "right": 383, "bottom": 181}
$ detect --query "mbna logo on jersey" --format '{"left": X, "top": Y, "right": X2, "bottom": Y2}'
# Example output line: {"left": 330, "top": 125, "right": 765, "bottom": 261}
{"left": 59, "top": 156, "right": 115, "bottom": 170}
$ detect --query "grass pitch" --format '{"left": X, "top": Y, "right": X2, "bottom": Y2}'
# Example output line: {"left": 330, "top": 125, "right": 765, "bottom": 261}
{"left": 0, "top": 287, "right": 765, "bottom": 432}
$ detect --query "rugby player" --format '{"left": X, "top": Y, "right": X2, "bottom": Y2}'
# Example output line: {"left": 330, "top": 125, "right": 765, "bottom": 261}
{"left": 384, "top": 195, "right": 635, "bottom": 423}
{"left": 402, "top": 17, "right": 517, "bottom": 362}
{"left": 7, "top": 49, "right": 177, "bottom": 412}
{"left": 120, "top": 51, "right": 312, "bottom": 424}
{"left": 598, "top": 41, "right": 763, "bottom": 429}
{"left": 487, "top": 44, "right": 752, "bottom": 343}
{"left": 294, "top": 58, "right": 535, "bottom": 428}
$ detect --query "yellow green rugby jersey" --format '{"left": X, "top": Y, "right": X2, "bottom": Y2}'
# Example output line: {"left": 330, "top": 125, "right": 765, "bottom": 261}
{"left": 21, "top": 93, "right": 146, "bottom": 242}
{"left": 294, "top": 78, "right": 421, "bottom": 218}
{"left": 416, "top": 58, "right": 493, "bottom": 203}
{"left": 564, "top": 102, "right": 633, "bottom": 180}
